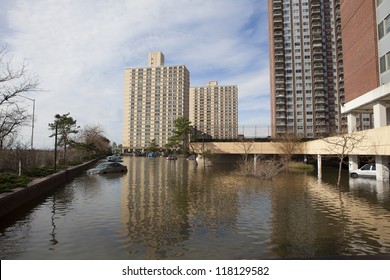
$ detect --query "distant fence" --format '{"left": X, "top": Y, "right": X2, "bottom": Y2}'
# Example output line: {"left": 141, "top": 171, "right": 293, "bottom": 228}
{"left": 238, "top": 125, "right": 271, "bottom": 138}
{"left": 0, "top": 149, "right": 91, "bottom": 174}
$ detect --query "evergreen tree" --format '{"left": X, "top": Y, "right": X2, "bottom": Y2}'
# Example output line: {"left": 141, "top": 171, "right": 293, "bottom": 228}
{"left": 168, "top": 117, "right": 192, "bottom": 153}
{"left": 48, "top": 113, "right": 79, "bottom": 165}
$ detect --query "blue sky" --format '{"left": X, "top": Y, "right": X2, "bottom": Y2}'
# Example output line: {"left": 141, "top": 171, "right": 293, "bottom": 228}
{"left": 1, "top": 0, "right": 270, "bottom": 148}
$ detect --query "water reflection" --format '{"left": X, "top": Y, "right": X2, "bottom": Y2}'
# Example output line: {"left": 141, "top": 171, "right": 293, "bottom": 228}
{"left": 119, "top": 157, "right": 241, "bottom": 259}
{"left": 270, "top": 173, "right": 390, "bottom": 258}
{"left": 49, "top": 196, "right": 58, "bottom": 248}
{"left": 0, "top": 157, "right": 389, "bottom": 259}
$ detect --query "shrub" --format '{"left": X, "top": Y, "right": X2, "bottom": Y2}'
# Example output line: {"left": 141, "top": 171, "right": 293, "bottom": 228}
{"left": 0, "top": 172, "right": 31, "bottom": 193}
{"left": 288, "top": 162, "right": 315, "bottom": 171}
{"left": 23, "top": 168, "right": 56, "bottom": 178}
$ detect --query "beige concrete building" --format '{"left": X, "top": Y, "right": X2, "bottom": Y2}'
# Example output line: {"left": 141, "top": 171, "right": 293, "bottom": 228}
{"left": 189, "top": 81, "right": 238, "bottom": 140}
{"left": 122, "top": 52, "right": 190, "bottom": 151}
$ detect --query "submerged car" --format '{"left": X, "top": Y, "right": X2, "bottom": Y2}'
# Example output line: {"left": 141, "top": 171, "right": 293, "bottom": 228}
{"left": 167, "top": 154, "right": 177, "bottom": 160}
{"left": 187, "top": 154, "right": 196, "bottom": 160}
{"left": 350, "top": 163, "right": 376, "bottom": 178}
{"left": 87, "top": 162, "right": 127, "bottom": 175}
{"left": 107, "top": 155, "right": 123, "bottom": 162}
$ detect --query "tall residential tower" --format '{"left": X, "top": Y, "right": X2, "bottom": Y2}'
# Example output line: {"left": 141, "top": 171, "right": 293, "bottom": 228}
{"left": 122, "top": 52, "right": 190, "bottom": 151}
{"left": 268, "top": 0, "right": 344, "bottom": 137}
{"left": 189, "top": 81, "right": 238, "bottom": 140}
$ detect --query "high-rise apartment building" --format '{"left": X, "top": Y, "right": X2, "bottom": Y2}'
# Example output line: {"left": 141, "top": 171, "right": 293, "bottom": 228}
{"left": 189, "top": 81, "right": 238, "bottom": 140}
{"left": 340, "top": 0, "right": 390, "bottom": 180}
{"left": 268, "top": 0, "right": 344, "bottom": 138}
{"left": 341, "top": 0, "right": 390, "bottom": 96}
{"left": 339, "top": 0, "right": 390, "bottom": 131}
{"left": 122, "top": 52, "right": 190, "bottom": 152}
{"left": 377, "top": 0, "right": 390, "bottom": 85}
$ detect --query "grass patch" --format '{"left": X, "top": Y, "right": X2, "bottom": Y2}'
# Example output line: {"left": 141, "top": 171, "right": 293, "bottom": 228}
{"left": 23, "top": 167, "right": 56, "bottom": 178}
{"left": 0, "top": 172, "right": 32, "bottom": 193}
{"left": 288, "top": 162, "right": 315, "bottom": 171}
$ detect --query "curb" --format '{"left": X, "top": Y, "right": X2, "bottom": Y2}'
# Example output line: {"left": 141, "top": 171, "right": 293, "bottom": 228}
{"left": 0, "top": 159, "right": 99, "bottom": 219}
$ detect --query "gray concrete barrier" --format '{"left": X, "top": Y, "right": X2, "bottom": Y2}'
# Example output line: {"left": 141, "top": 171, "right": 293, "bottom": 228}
{"left": 0, "top": 159, "right": 99, "bottom": 219}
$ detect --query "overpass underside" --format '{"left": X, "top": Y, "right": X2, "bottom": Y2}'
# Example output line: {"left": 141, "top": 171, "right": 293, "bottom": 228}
{"left": 190, "top": 126, "right": 390, "bottom": 180}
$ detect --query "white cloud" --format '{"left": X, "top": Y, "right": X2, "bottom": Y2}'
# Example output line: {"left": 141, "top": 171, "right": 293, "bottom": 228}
{"left": 2, "top": 0, "right": 270, "bottom": 148}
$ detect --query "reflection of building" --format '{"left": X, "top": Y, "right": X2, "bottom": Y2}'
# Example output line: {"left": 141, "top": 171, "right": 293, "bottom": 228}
{"left": 119, "top": 158, "right": 239, "bottom": 259}
{"left": 270, "top": 172, "right": 390, "bottom": 258}
{"left": 268, "top": 0, "right": 345, "bottom": 137}
{"left": 189, "top": 81, "right": 238, "bottom": 140}
{"left": 122, "top": 52, "right": 190, "bottom": 151}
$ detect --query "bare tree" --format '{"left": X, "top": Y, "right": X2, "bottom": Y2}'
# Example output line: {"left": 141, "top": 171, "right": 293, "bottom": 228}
{"left": 273, "top": 133, "right": 304, "bottom": 163}
{"left": 254, "top": 156, "right": 285, "bottom": 180}
{"left": 322, "top": 129, "right": 366, "bottom": 187}
{"left": 235, "top": 138, "right": 287, "bottom": 179}
{"left": 76, "top": 124, "right": 110, "bottom": 156}
{"left": 0, "top": 45, "right": 39, "bottom": 148}
{"left": 235, "top": 139, "right": 254, "bottom": 176}
{"left": 0, "top": 104, "right": 30, "bottom": 149}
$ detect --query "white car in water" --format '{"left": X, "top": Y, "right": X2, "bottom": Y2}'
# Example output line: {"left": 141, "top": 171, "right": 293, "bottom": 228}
{"left": 350, "top": 163, "right": 376, "bottom": 178}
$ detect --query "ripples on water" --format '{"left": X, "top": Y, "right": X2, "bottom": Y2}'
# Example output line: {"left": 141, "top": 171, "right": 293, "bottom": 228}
{"left": 1, "top": 158, "right": 390, "bottom": 259}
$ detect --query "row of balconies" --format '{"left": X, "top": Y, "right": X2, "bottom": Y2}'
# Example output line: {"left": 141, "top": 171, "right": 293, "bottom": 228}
{"left": 313, "top": 77, "right": 324, "bottom": 83}
{"left": 312, "top": 35, "right": 322, "bottom": 43}
{"left": 274, "top": 37, "right": 284, "bottom": 44}
{"left": 274, "top": 23, "right": 283, "bottom": 30}
{"left": 312, "top": 14, "right": 321, "bottom": 21}
{"left": 275, "top": 63, "right": 285, "bottom": 70}
{"left": 275, "top": 70, "right": 285, "bottom": 77}
{"left": 275, "top": 43, "right": 284, "bottom": 50}
{"left": 313, "top": 54, "right": 323, "bottom": 62}
{"left": 315, "top": 97, "right": 326, "bottom": 105}
{"left": 315, "top": 106, "right": 326, "bottom": 111}
{"left": 311, "top": 3, "right": 321, "bottom": 10}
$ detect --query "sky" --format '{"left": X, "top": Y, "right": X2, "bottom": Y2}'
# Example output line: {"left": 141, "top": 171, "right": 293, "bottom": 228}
{"left": 1, "top": 0, "right": 270, "bottom": 149}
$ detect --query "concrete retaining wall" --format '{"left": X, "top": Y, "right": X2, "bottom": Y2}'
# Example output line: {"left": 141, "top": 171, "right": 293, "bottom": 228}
{"left": 0, "top": 159, "right": 99, "bottom": 219}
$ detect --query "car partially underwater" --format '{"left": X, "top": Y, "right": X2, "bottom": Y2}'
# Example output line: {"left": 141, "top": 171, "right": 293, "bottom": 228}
{"left": 87, "top": 162, "right": 127, "bottom": 175}
{"left": 350, "top": 163, "right": 376, "bottom": 178}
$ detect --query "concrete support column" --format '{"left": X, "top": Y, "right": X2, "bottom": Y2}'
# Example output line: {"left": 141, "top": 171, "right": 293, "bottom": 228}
{"left": 373, "top": 102, "right": 387, "bottom": 128}
{"left": 376, "top": 180, "right": 389, "bottom": 199}
{"left": 349, "top": 155, "right": 358, "bottom": 172}
{"left": 317, "top": 154, "right": 322, "bottom": 180}
{"left": 375, "top": 155, "right": 389, "bottom": 181}
{"left": 347, "top": 113, "right": 357, "bottom": 133}
{"left": 254, "top": 154, "right": 258, "bottom": 174}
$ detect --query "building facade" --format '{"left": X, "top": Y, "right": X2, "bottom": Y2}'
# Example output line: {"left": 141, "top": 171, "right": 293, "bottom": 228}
{"left": 340, "top": 0, "right": 390, "bottom": 129}
{"left": 122, "top": 52, "right": 190, "bottom": 151}
{"left": 377, "top": 0, "right": 390, "bottom": 85}
{"left": 189, "top": 81, "right": 238, "bottom": 140}
{"left": 268, "top": 0, "right": 345, "bottom": 138}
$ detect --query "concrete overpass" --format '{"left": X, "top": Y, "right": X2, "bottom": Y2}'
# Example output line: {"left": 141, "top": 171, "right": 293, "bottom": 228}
{"left": 190, "top": 126, "right": 390, "bottom": 180}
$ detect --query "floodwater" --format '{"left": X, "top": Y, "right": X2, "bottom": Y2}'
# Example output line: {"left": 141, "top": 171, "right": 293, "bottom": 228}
{"left": 1, "top": 157, "right": 390, "bottom": 259}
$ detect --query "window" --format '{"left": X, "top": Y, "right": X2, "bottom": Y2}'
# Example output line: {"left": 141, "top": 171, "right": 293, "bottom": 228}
{"left": 386, "top": 15, "right": 390, "bottom": 34}
{"left": 379, "top": 15, "right": 390, "bottom": 39}
{"left": 380, "top": 55, "right": 387, "bottom": 74}
{"left": 387, "top": 52, "right": 390, "bottom": 71}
